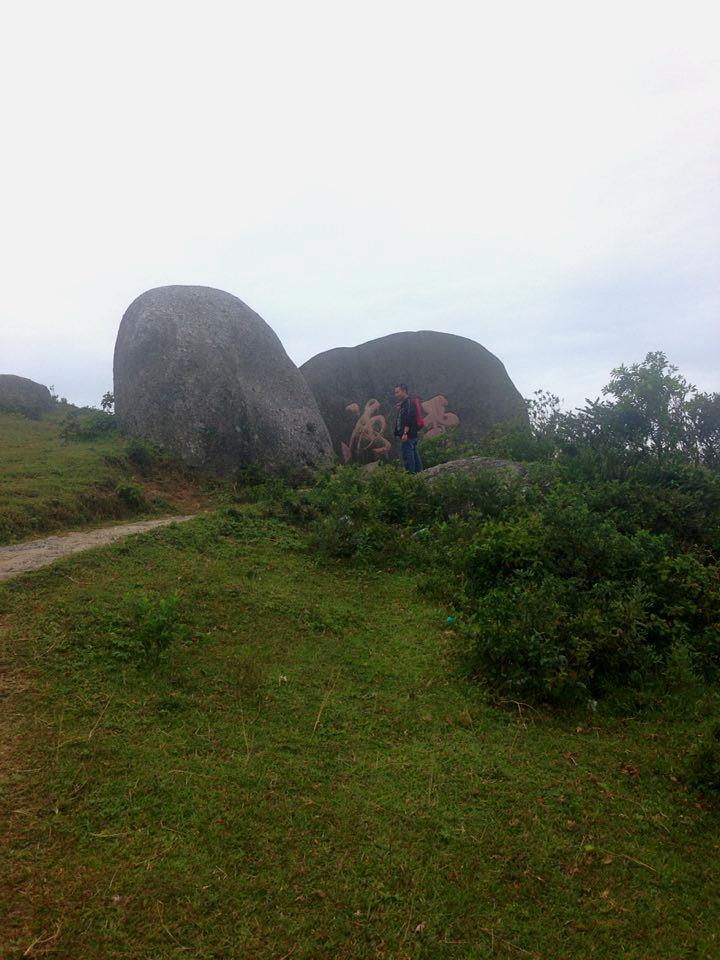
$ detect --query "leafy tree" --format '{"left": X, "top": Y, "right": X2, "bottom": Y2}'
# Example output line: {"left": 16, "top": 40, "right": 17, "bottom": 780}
{"left": 526, "top": 389, "right": 564, "bottom": 435}
{"left": 684, "top": 390, "right": 720, "bottom": 468}
{"left": 538, "top": 352, "right": 718, "bottom": 468}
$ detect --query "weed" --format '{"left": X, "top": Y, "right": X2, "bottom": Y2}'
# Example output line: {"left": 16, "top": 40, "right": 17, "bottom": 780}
{"left": 115, "top": 480, "right": 147, "bottom": 510}
{"left": 124, "top": 591, "right": 186, "bottom": 665}
{"left": 126, "top": 435, "right": 157, "bottom": 472}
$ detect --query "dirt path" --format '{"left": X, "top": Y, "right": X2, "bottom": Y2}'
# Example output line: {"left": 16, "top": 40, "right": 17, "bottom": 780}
{"left": 0, "top": 515, "right": 201, "bottom": 582}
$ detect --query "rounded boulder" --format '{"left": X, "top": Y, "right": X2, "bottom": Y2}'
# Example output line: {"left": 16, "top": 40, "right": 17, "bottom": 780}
{"left": 0, "top": 375, "right": 54, "bottom": 418}
{"left": 300, "top": 331, "right": 527, "bottom": 463}
{"left": 114, "top": 286, "right": 333, "bottom": 475}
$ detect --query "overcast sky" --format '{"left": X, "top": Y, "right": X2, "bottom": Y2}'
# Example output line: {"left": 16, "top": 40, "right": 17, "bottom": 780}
{"left": 1, "top": 0, "right": 718, "bottom": 410}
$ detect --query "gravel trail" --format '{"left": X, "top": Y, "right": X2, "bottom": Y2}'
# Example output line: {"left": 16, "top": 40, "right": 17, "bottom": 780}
{"left": 0, "top": 515, "right": 200, "bottom": 582}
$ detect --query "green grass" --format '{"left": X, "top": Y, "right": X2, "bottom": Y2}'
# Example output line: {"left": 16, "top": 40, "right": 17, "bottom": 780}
{"left": 2, "top": 509, "right": 718, "bottom": 959}
{"left": 0, "top": 411, "right": 206, "bottom": 543}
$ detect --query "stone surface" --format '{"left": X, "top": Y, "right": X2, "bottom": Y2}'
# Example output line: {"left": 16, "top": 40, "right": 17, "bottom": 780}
{"left": 420, "top": 456, "right": 526, "bottom": 483}
{"left": 0, "top": 375, "right": 54, "bottom": 418}
{"left": 300, "top": 331, "right": 528, "bottom": 463}
{"left": 114, "top": 286, "right": 333, "bottom": 475}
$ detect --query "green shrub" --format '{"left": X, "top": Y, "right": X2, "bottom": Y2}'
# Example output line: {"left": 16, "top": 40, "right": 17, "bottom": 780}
{"left": 245, "top": 405, "right": 720, "bottom": 708}
{"left": 59, "top": 409, "right": 116, "bottom": 441}
{"left": 579, "top": 462, "right": 720, "bottom": 553}
{"left": 308, "top": 513, "right": 394, "bottom": 561}
{"left": 457, "top": 485, "right": 719, "bottom": 704}
{"left": 0, "top": 401, "right": 44, "bottom": 420}
{"left": 293, "top": 464, "right": 525, "bottom": 563}
{"left": 115, "top": 480, "right": 147, "bottom": 510}
{"left": 126, "top": 436, "right": 157, "bottom": 472}
{"left": 463, "top": 577, "right": 657, "bottom": 704}
{"left": 125, "top": 591, "right": 186, "bottom": 665}
{"left": 649, "top": 553, "right": 720, "bottom": 673}
{"left": 462, "top": 490, "right": 667, "bottom": 593}
{"left": 418, "top": 424, "right": 557, "bottom": 466}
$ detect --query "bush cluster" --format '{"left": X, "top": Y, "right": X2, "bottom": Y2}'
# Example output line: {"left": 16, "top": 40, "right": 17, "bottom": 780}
{"left": 124, "top": 435, "right": 166, "bottom": 474}
{"left": 295, "top": 465, "right": 523, "bottom": 565}
{"left": 59, "top": 409, "right": 117, "bottom": 441}
{"left": 115, "top": 480, "right": 147, "bottom": 510}
{"left": 247, "top": 351, "right": 720, "bottom": 709}
{"left": 254, "top": 456, "right": 719, "bottom": 707}
{"left": 459, "top": 483, "right": 719, "bottom": 703}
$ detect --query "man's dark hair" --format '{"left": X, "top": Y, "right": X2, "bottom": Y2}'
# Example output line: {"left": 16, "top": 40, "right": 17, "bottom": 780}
{"left": 395, "top": 382, "right": 408, "bottom": 392}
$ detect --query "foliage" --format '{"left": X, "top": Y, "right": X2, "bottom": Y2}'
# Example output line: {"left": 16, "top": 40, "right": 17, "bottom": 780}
{"left": 247, "top": 355, "right": 720, "bottom": 708}
{"left": 564, "top": 461, "right": 720, "bottom": 552}
{"left": 531, "top": 353, "right": 720, "bottom": 470}
{"left": 592, "top": 351, "right": 719, "bottom": 465}
{"left": 115, "top": 480, "right": 147, "bottom": 510}
{"left": 685, "top": 390, "right": 720, "bottom": 468}
{"left": 453, "top": 353, "right": 720, "bottom": 473}
{"left": 59, "top": 408, "right": 117, "bottom": 441}
{"left": 294, "top": 463, "right": 524, "bottom": 563}
{"left": 0, "top": 399, "right": 43, "bottom": 420}
{"left": 100, "top": 391, "right": 115, "bottom": 412}
{"left": 458, "top": 486, "right": 720, "bottom": 703}
{"left": 0, "top": 411, "right": 205, "bottom": 544}
{"left": 3, "top": 510, "right": 720, "bottom": 958}
{"left": 126, "top": 435, "right": 158, "bottom": 472}
{"left": 123, "top": 591, "right": 186, "bottom": 665}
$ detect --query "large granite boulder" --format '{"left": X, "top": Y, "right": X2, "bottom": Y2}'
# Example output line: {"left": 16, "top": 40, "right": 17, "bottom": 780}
{"left": 300, "top": 331, "right": 527, "bottom": 463}
{"left": 0, "top": 375, "right": 54, "bottom": 418}
{"left": 114, "top": 286, "right": 333, "bottom": 476}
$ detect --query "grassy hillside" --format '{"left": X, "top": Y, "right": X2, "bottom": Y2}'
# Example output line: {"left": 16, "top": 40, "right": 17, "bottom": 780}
{"left": 0, "top": 411, "right": 207, "bottom": 543}
{"left": 3, "top": 352, "right": 719, "bottom": 958}
{"left": 2, "top": 508, "right": 718, "bottom": 959}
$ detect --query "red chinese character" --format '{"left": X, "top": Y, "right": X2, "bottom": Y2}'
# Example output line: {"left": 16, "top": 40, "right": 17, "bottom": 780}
{"left": 341, "top": 399, "right": 392, "bottom": 463}
{"left": 422, "top": 395, "right": 460, "bottom": 438}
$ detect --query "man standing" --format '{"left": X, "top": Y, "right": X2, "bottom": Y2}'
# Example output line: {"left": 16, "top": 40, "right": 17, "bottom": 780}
{"left": 394, "top": 383, "right": 423, "bottom": 474}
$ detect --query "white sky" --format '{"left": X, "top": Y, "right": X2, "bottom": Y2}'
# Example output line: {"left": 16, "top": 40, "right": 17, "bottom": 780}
{"left": 1, "top": 0, "right": 718, "bottom": 409}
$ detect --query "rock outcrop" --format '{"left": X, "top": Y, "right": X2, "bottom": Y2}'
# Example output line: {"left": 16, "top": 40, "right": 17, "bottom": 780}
{"left": 0, "top": 375, "right": 54, "bottom": 418}
{"left": 114, "top": 286, "right": 333, "bottom": 476}
{"left": 420, "top": 456, "right": 526, "bottom": 483}
{"left": 300, "top": 331, "right": 527, "bottom": 463}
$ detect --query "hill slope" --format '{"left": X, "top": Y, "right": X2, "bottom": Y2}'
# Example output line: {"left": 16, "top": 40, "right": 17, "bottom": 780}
{"left": 0, "top": 411, "right": 206, "bottom": 544}
{"left": 2, "top": 509, "right": 718, "bottom": 959}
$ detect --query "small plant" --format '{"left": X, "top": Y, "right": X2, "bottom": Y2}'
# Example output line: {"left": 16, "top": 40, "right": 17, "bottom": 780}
{"left": 115, "top": 480, "right": 146, "bottom": 510}
{"left": 126, "top": 436, "right": 157, "bottom": 472}
{"left": 126, "top": 591, "right": 186, "bottom": 665}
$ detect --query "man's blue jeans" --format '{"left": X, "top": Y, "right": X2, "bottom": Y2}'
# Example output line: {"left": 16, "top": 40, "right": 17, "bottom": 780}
{"left": 401, "top": 438, "right": 423, "bottom": 474}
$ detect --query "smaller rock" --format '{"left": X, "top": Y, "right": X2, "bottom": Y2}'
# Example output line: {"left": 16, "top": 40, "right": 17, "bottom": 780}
{"left": 420, "top": 456, "right": 525, "bottom": 483}
{"left": 0, "top": 375, "right": 54, "bottom": 418}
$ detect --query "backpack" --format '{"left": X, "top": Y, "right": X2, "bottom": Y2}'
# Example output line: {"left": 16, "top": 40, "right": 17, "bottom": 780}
{"left": 412, "top": 397, "right": 425, "bottom": 429}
